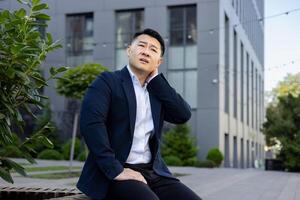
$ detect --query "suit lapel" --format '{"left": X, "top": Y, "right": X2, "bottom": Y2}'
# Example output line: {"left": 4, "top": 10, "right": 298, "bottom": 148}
{"left": 120, "top": 67, "right": 137, "bottom": 139}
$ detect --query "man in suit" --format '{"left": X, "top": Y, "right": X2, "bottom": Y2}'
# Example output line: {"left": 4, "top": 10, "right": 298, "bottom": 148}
{"left": 77, "top": 28, "right": 201, "bottom": 200}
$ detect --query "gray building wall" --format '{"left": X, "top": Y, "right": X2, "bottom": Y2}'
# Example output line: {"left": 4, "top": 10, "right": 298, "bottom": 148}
{"left": 1, "top": 0, "right": 265, "bottom": 168}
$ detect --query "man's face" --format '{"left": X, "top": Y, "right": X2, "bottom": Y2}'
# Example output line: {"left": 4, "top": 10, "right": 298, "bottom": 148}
{"left": 127, "top": 34, "right": 163, "bottom": 74}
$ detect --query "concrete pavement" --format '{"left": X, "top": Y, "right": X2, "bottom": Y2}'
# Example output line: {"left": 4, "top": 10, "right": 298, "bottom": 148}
{"left": 1, "top": 159, "right": 300, "bottom": 200}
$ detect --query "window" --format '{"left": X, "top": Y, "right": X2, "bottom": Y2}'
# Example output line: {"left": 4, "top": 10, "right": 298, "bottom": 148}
{"left": 251, "top": 61, "right": 254, "bottom": 128}
{"left": 246, "top": 53, "right": 249, "bottom": 125}
{"left": 168, "top": 5, "right": 197, "bottom": 108}
{"left": 66, "top": 13, "right": 94, "bottom": 67}
{"left": 224, "top": 14, "right": 230, "bottom": 113}
{"left": 240, "top": 42, "right": 244, "bottom": 122}
{"left": 115, "top": 10, "right": 144, "bottom": 69}
{"left": 233, "top": 30, "right": 237, "bottom": 118}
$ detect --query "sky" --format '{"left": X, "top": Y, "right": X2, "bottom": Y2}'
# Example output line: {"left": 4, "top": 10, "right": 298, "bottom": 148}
{"left": 265, "top": 0, "right": 300, "bottom": 91}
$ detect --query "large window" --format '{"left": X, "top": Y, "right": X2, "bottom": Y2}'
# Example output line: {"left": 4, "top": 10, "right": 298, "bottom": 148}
{"left": 66, "top": 13, "right": 94, "bottom": 67}
{"left": 115, "top": 10, "right": 144, "bottom": 69}
{"left": 224, "top": 14, "right": 230, "bottom": 113}
{"left": 168, "top": 5, "right": 197, "bottom": 108}
{"left": 233, "top": 30, "right": 238, "bottom": 118}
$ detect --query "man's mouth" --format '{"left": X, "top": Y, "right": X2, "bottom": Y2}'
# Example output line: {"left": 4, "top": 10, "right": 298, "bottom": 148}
{"left": 139, "top": 58, "right": 149, "bottom": 64}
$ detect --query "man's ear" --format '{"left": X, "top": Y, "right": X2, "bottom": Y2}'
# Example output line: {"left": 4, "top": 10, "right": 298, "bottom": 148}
{"left": 157, "top": 57, "right": 163, "bottom": 66}
{"left": 126, "top": 46, "right": 131, "bottom": 57}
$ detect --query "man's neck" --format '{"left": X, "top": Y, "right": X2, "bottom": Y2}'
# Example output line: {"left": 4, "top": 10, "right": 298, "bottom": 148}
{"left": 128, "top": 65, "right": 148, "bottom": 86}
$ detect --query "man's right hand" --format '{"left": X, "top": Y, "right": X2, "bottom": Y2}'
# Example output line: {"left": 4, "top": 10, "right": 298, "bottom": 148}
{"left": 114, "top": 168, "right": 147, "bottom": 184}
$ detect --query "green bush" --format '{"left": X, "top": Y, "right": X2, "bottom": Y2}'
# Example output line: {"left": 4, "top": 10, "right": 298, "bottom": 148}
{"left": 37, "top": 149, "right": 63, "bottom": 160}
{"left": 195, "top": 160, "right": 216, "bottom": 168}
{"left": 33, "top": 101, "right": 62, "bottom": 155}
{"left": 77, "top": 151, "right": 87, "bottom": 161}
{"left": 62, "top": 138, "right": 81, "bottom": 160}
{"left": 56, "top": 63, "right": 109, "bottom": 100}
{"left": 206, "top": 148, "right": 224, "bottom": 167}
{"left": 163, "top": 155, "right": 183, "bottom": 166}
{"left": 161, "top": 124, "right": 198, "bottom": 166}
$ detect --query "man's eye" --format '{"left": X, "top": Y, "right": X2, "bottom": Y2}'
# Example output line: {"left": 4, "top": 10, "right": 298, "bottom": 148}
{"left": 151, "top": 49, "right": 157, "bottom": 52}
{"left": 138, "top": 44, "right": 145, "bottom": 47}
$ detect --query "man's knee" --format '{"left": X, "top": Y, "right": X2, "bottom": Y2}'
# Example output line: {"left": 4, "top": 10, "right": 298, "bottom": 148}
{"left": 107, "top": 180, "right": 159, "bottom": 200}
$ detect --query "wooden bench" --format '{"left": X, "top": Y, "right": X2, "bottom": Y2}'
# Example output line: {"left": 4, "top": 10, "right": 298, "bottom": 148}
{"left": 0, "top": 186, "right": 90, "bottom": 200}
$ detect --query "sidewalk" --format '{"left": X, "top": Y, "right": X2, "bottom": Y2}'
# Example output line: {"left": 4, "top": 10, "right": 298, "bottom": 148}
{"left": 1, "top": 159, "right": 300, "bottom": 200}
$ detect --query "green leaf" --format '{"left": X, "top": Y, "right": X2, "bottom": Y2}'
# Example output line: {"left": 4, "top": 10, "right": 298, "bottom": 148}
{"left": 27, "top": 31, "right": 40, "bottom": 40}
{"left": 32, "top": 0, "right": 41, "bottom": 5}
{"left": 15, "top": 8, "right": 27, "bottom": 18}
{"left": 34, "top": 94, "right": 49, "bottom": 99}
{"left": 0, "top": 167, "right": 13, "bottom": 183}
{"left": 50, "top": 67, "right": 57, "bottom": 76}
{"left": 16, "top": 71, "right": 31, "bottom": 85}
{"left": 31, "top": 73, "right": 47, "bottom": 88}
{"left": 34, "top": 13, "right": 51, "bottom": 20}
{"left": 56, "top": 66, "right": 69, "bottom": 73}
{"left": 39, "top": 135, "right": 54, "bottom": 149}
{"left": 6, "top": 67, "right": 16, "bottom": 79}
{"left": 46, "top": 33, "right": 53, "bottom": 44}
{"left": 3, "top": 158, "right": 27, "bottom": 177}
{"left": 0, "top": 113, "right": 5, "bottom": 120}
{"left": 32, "top": 3, "right": 49, "bottom": 11}
{"left": 16, "top": 111, "right": 23, "bottom": 122}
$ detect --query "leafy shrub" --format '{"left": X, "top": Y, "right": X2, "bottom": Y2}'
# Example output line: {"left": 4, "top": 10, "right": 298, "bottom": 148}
{"left": 0, "top": 0, "right": 66, "bottom": 183}
{"left": 195, "top": 160, "right": 216, "bottom": 168}
{"left": 161, "top": 124, "right": 198, "bottom": 166}
{"left": 32, "top": 101, "right": 62, "bottom": 155}
{"left": 77, "top": 151, "right": 87, "bottom": 161}
{"left": 56, "top": 63, "right": 109, "bottom": 100}
{"left": 37, "top": 149, "right": 63, "bottom": 160}
{"left": 62, "top": 138, "right": 81, "bottom": 160}
{"left": 163, "top": 155, "right": 183, "bottom": 166}
{"left": 206, "top": 148, "right": 224, "bottom": 167}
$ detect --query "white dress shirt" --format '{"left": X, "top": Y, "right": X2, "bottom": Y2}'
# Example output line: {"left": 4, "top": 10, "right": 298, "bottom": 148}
{"left": 125, "top": 65, "right": 155, "bottom": 164}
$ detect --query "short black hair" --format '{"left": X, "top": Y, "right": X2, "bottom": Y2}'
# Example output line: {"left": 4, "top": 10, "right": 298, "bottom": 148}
{"left": 132, "top": 28, "right": 165, "bottom": 56}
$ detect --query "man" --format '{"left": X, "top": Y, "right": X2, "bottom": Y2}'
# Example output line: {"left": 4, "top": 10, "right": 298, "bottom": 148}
{"left": 77, "top": 28, "right": 201, "bottom": 200}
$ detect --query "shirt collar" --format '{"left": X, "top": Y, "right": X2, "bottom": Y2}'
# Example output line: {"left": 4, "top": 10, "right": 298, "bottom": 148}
{"left": 127, "top": 65, "right": 148, "bottom": 88}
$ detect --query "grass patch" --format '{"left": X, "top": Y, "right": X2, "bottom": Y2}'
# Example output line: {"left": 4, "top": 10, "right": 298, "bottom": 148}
{"left": 24, "top": 166, "right": 82, "bottom": 172}
{"left": 30, "top": 172, "right": 81, "bottom": 179}
{"left": 17, "top": 162, "right": 31, "bottom": 166}
{"left": 173, "top": 173, "right": 190, "bottom": 177}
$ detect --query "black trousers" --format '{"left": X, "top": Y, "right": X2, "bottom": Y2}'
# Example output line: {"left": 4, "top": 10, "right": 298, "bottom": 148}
{"left": 105, "top": 163, "right": 202, "bottom": 200}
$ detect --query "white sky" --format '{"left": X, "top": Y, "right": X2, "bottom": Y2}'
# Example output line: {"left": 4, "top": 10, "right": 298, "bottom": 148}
{"left": 265, "top": 0, "right": 300, "bottom": 91}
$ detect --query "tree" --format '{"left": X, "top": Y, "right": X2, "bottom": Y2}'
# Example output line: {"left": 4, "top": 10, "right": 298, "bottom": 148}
{"left": 0, "top": 0, "right": 67, "bottom": 183}
{"left": 56, "top": 63, "right": 108, "bottom": 100}
{"left": 263, "top": 94, "right": 300, "bottom": 171}
{"left": 269, "top": 73, "right": 300, "bottom": 103}
{"left": 161, "top": 124, "right": 198, "bottom": 166}
{"left": 56, "top": 63, "right": 108, "bottom": 169}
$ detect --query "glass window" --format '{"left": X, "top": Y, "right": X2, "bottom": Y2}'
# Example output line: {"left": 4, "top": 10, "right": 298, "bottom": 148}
{"left": 66, "top": 13, "right": 94, "bottom": 67}
{"left": 168, "top": 71, "right": 184, "bottom": 96}
{"left": 168, "top": 5, "right": 197, "bottom": 109}
{"left": 185, "top": 71, "right": 197, "bottom": 108}
{"left": 115, "top": 10, "right": 144, "bottom": 69}
{"left": 168, "top": 46, "right": 184, "bottom": 69}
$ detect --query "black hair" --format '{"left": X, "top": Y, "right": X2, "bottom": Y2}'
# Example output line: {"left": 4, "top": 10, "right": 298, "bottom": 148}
{"left": 132, "top": 28, "right": 165, "bottom": 56}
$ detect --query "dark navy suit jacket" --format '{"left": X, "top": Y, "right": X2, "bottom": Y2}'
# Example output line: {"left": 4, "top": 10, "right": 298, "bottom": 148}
{"left": 77, "top": 66, "right": 191, "bottom": 199}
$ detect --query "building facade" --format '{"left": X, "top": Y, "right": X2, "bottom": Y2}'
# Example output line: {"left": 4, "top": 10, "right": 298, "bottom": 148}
{"left": 1, "top": 0, "right": 265, "bottom": 168}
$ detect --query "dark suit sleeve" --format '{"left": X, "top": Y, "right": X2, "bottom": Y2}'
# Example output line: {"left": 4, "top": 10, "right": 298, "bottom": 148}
{"left": 80, "top": 73, "right": 123, "bottom": 180}
{"left": 147, "top": 73, "right": 191, "bottom": 124}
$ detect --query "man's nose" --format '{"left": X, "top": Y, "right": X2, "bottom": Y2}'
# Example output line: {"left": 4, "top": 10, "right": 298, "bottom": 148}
{"left": 141, "top": 48, "right": 150, "bottom": 57}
